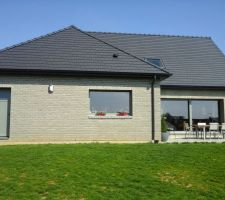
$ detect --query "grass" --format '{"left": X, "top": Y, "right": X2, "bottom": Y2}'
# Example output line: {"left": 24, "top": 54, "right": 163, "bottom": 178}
{"left": 0, "top": 143, "right": 225, "bottom": 200}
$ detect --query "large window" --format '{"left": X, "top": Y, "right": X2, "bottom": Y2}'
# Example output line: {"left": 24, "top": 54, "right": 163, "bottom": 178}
{"left": 161, "top": 100, "right": 188, "bottom": 131}
{"left": 192, "top": 100, "right": 219, "bottom": 124}
{"left": 161, "top": 99, "right": 221, "bottom": 131}
{"left": 90, "top": 90, "right": 132, "bottom": 115}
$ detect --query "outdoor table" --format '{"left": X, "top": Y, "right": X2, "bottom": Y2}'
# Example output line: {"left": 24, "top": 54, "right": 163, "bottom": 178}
{"left": 197, "top": 124, "right": 209, "bottom": 140}
{"left": 193, "top": 124, "right": 222, "bottom": 140}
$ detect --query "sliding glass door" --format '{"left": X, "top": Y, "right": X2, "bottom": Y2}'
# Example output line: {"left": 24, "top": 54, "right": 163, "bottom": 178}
{"left": 161, "top": 99, "right": 221, "bottom": 131}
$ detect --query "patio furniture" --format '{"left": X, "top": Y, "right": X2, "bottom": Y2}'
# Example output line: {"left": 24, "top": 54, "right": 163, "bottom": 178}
{"left": 197, "top": 123, "right": 206, "bottom": 140}
{"left": 168, "top": 127, "right": 176, "bottom": 139}
{"left": 184, "top": 122, "right": 195, "bottom": 138}
{"left": 220, "top": 123, "right": 225, "bottom": 139}
{"left": 207, "top": 123, "right": 220, "bottom": 139}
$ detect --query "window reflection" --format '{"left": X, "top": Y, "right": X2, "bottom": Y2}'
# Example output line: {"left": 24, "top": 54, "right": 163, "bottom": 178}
{"left": 161, "top": 100, "right": 188, "bottom": 131}
{"left": 192, "top": 100, "right": 219, "bottom": 124}
{"left": 90, "top": 91, "right": 131, "bottom": 114}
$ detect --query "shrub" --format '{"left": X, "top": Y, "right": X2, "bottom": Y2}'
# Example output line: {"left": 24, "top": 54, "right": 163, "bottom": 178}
{"left": 161, "top": 115, "right": 168, "bottom": 133}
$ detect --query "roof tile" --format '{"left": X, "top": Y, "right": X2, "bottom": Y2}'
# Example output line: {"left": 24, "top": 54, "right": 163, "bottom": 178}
{"left": 0, "top": 26, "right": 169, "bottom": 77}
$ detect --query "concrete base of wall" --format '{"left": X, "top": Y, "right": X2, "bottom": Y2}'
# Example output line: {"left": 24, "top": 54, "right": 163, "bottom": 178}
{"left": 0, "top": 140, "right": 152, "bottom": 145}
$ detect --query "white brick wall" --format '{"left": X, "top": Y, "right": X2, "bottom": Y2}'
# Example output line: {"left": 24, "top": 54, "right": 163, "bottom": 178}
{"left": 0, "top": 75, "right": 160, "bottom": 142}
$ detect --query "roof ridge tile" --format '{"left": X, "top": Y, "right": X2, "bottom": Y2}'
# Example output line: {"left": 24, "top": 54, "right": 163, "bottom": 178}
{"left": 87, "top": 30, "right": 211, "bottom": 39}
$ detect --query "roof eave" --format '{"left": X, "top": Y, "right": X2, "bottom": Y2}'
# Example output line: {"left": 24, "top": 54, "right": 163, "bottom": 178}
{"left": 0, "top": 68, "right": 171, "bottom": 79}
{"left": 161, "top": 84, "right": 225, "bottom": 90}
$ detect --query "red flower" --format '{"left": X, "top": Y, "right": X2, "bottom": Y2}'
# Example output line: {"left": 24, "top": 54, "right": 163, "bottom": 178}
{"left": 117, "top": 112, "right": 129, "bottom": 116}
{"left": 96, "top": 112, "right": 106, "bottom": 116}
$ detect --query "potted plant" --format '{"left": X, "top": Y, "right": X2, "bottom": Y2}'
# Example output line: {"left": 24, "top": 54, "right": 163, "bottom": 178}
{"left": 161, "top": 115, "right": 169, "bottom": 141}
{"left": 95, "top": 112, "right": 106, "bottom": 116}
{"left": 117, "top": 112, "right": 129, "bottom": 116}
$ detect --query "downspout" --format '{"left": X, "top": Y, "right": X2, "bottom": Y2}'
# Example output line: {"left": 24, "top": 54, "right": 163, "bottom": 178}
{"left": 151, "top": 75, "right": 157, "bottom": 142}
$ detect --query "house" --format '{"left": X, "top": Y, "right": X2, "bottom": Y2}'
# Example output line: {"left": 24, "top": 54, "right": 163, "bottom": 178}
{"left": 0, "top": 25, "right": 225, "bottom": 143}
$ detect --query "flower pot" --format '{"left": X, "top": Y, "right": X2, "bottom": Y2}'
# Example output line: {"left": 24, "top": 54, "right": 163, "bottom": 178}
{"left": 161, "top": 132, "right": 169, "bottom": 142}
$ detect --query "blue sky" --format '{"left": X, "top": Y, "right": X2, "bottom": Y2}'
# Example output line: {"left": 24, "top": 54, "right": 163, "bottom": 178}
{"left": 1, "top": 0, "right": 225, "bottom": 54}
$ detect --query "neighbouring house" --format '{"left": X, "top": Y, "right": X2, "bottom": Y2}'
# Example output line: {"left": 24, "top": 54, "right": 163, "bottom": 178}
{"left": 0, "top": 25, "right": 225, "bottom": 143}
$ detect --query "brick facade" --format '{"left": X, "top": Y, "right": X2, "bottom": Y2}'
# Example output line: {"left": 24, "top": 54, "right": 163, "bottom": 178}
{"left": 0, "top": 75, "right": 161, "bottom": 143}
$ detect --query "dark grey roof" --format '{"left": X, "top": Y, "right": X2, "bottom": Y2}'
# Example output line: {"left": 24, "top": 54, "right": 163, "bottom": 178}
{"left": 0, "top": 26, "right": 169, "bottom": 77}
{"left": 88, "top": 31, "right": 225, "bottom": 87}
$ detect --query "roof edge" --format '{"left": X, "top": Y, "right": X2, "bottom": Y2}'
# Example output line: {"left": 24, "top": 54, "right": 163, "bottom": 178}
{"left": 161, "top": 85, "right": 225, "bottom": 90}
{"left": 0, "top": 25, "right": 76, "bottom": 53}
{"left": 0, "top": 68, "right": 171, "bottom": 78}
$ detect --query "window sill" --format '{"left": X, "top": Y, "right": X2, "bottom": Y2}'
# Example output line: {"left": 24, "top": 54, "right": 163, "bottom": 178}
{"left": 0, "top": 137, "right": 9, "bottom": 140}
{"left": 88, "top": 115, "right": 132, "bottom": 119}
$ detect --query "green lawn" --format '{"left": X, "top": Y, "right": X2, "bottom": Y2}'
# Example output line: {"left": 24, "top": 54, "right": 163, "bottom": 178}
{"left": 0, "top": 143, "right": 225, "bottom": 200}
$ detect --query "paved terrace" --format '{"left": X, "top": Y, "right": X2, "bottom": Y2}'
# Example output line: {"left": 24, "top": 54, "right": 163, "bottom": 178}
{"left": 166, "top": 132, "right": 225, "bottom": 143}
